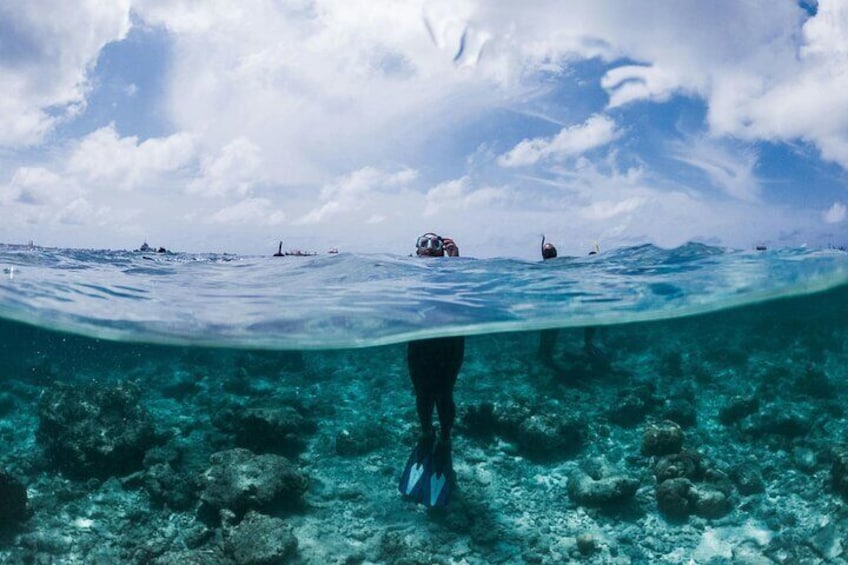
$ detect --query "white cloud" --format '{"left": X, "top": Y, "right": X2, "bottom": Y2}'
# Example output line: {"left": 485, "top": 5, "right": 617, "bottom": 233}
{"left": 591, "top": 1, "right": 848, "bottom": 169}
{"left": 464, "top": 186, "right": 506, "bottom": 207}
{"left": 602, "top": 65, "right": 688, "bottom": 108}
{"left": 498, "top": 114, "right": 620, "bottom": 167}
{"left": 580, "top": 197, "right": 646, "bottom": 221}
{"left": 0, "top": 166, "right": 119, "bottom": 235}
{"left": 823, "top": 201, "right": 846, "bottom": 224}
{"left": 57, "top": 198, "right": 97, "bottom": 226}
{"left": 424, "top": 176, "right": 507, "bottom": 218}
{"left": 207, "top": 197, "right": 285, "bottom": 226}
{"left": 670, "top": 138, "right": 761, "bottom": 202}
{"left": 67, "top": 124, "right": 196, "bottom": 191}
{"left": 2, "top": 167, "right": 81, "bottom": 206}
{"left": 2, "top": 1, "right": 846, "bottom": 256}
{"left": 187, "top": 137, "right": 263, "bottom": 197}
{"left": 424, "top": 177, "right": 468, "bottom": 217}
{"left": 296, "top": 201, "right": 340, "bottom": 226}
{"left": 0, "top": 1, "right": 131, "bottom": 147}
{"left": 132, "top": 0, "right": 511, "bottom": 185}
{"left": 296, "top": 167, "right": 418, "bottom": 225}
{"left": 490, "top": 155, "right": 798, "bottom": 254}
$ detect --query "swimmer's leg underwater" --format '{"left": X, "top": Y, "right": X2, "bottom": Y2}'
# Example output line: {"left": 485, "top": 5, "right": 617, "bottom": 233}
{"left": 398, "top": 336, "right": 464, "bottom": 507}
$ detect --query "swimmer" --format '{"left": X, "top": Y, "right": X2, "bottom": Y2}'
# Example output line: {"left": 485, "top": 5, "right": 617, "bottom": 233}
{"left": 538, "top": 236, "right": 604, "bottom": 365}
{"left": 398, "top": 232, "right": 464, "bottom": 507}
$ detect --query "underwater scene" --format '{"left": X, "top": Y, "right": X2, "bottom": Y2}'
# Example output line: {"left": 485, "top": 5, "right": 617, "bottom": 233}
{"left": 1, "top": 243, "right": 848, "bottom": 564}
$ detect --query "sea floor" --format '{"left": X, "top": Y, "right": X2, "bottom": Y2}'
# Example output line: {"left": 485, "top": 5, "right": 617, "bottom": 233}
{"left": 1, "top": 290, "right": 848, "bottom": 564}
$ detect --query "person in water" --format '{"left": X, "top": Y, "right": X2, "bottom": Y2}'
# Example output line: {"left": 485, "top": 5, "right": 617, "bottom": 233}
{"left": 538, "top": 236, "right": 602, "bottom": 366}
{"left": 398, "top": 232, "right": 464, "bottom": 508}
{"left": 538, "top": 236, "right": 560, "bottom": 366}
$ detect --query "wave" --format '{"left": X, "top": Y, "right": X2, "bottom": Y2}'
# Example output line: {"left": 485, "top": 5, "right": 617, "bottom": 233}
{"left": 0, "top": 242, "right": 846, "bottom": 349}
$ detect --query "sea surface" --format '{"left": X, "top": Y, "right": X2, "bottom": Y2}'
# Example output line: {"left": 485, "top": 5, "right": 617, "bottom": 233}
{"left": 1, "top": 242, "right": 848, "bottom": 563}
{"left": 1, "top": 242, "right": 846, "bottom": 348}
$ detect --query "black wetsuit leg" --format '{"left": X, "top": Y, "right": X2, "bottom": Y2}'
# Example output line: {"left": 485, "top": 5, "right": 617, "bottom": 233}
{"left": 583, "top": 326, "right": 596, "bottom": 353}
{"left": 407, "top": 336, "right": 465, "bottom": 441}
{"left": 538, "top": 329, "right": 559, "bottom": 364}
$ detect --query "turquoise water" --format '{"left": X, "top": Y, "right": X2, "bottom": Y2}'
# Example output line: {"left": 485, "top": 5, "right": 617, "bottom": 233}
{"left": 1, "top": 242, "right": 848, "bottom": 563}
{"left": 1, "top": 242, "right": 846, "bottom": 348}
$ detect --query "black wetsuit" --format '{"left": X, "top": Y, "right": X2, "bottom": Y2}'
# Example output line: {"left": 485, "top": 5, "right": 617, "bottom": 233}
{"left": 407, "top": 336, "right": 465, "bottom": 441}
{"left": 539, "top": 246, "right": 598, "bottom": 363}
{"left": 538, "top": 328, "right": 558, "bottom": 364}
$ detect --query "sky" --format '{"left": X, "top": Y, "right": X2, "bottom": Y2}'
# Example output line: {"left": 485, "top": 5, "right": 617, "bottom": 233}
{"left": 0, "top": 0, "right": 846, "bottom": 259}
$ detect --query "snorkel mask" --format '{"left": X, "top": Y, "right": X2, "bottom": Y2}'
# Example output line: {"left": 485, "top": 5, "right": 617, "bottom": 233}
{"left": 416, "top": 233, "right": 444, "bottom": 252}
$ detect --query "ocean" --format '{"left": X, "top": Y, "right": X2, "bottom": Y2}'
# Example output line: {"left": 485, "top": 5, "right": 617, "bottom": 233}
{"left": 0, "top": 242, "right": 847, "bottom": 563}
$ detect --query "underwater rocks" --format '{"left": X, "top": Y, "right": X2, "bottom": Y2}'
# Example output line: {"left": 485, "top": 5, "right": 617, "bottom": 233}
{"left": 137, "top": 462, "right": 197, "bottom": 511}
{"left": 729, "top": 463, "right": 766, "bottom": 496}
{"left": 793, "top": 364, "right": 836, "bottom": 399}
{"left": 225, "top": 510, "right": 298, "bottom": 565}
{"left": 335, "top": 422, "right": 386, "bottom": 456}
{"left": 517, "top": 414, "right": 583, "bottom": 460}
{"left": 718, "top": 395, "right": 760, "bottom": 425}
{"left": 566, "top": 464, "right": 639, "bottom": 507}
{"left": 212, "top": 405, "right": 317, "bottom": 457}
{"left": 741, "top": 404, "right": 814, "bottom": 439}
{"left": 654, "top": 477, "right": 733, "bottom": 521}
{"left": 151, "top": 549, "right": 230, "bottom": 565}
{"left": 719, "top": 392, "right": 816, "bottom": 442}
{"left": 575, "top": 533, "right": 598, "bottom": 556}
{"left": 641, "top": 420, "right": 684, "bottom": 457}
{"left": 807, "top": 520, "right": 846, "bottom": 561}
{"left": 488, "top": 401, "right": 533, "bottom": 437}
{"left": 0, "top": 470, "right": 28, "bottom": 527}
{"left": 460, "top": 401, "right": 584, "bottom": 461}
{"left": 653, "top": 450, "right": 703, "bottom": 483}
{"left": 607, "top": 384, "right": 661, "bottom": 426}
{"left": 378, "top": 530, "right": 451, "bottom": 565}
{"left": 36, "top": 381, "right": 159, "bottom": 479}
{"left": 830, "top": 448, "right": 848, "bottom": 498}
{"left": 197, "top": 448, "right": 308, "bottom": 522}
{"left": 652, "top": 453, "right": 734, "bottom": 520}
{"left": 660, "top": 397, "right": 697, "bottom": 428}
{"left": 642, "top": 418, "right": 736, "bottom": 521}
{"left": 655, "top": 478, "right": 693, "bottom": 520}
{"left": 461, "top": 401, "right": 498, "bottom": 439}
{"left": 689, "top": 482, "right": 733, "bottom": 519}
{"left": 0, "top": 391, "right": 15, "bottom": 417}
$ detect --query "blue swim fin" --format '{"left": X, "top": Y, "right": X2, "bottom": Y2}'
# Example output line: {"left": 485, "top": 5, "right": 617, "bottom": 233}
{"left": 399, "top": 436, "right": 434, "bottom": 502}
{"left": 422, "top": 439, "right": 453, "bottom": 507}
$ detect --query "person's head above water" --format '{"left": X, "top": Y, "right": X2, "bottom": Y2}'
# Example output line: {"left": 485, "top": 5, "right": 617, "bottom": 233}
{"left": 541, "top": 235, "right": 557, "bottom": 260}
{"left": 416, "top": 232, "right": 459, "bottom": 257}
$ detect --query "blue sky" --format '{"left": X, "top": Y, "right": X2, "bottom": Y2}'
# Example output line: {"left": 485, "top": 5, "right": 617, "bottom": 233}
{"left": 0, "top": 0, "right": 846, "bottom": 258}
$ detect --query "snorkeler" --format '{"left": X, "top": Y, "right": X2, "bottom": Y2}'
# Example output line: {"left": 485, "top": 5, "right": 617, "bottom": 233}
{"left": 583, "top": 242, "right": 602, "bottom": 357}
{"left": 398, "top": 232, "right": 464, "bottom": 507}
{"left": 541, "top": 235, "right": 558, "bottom": 260}
{"left": 538, "top": 236, "right": 559, "bottom": 365}
{"left": 538, "top": 236, "right": 602, "bottom": 365}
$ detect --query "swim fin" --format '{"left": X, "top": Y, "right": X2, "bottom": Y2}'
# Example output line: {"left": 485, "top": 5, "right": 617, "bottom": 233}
{"left": 399, "top": 435, "right": 434, "bottom": 502}
{"left": 422, "top": 439, "right": 454, "bottom": 507}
